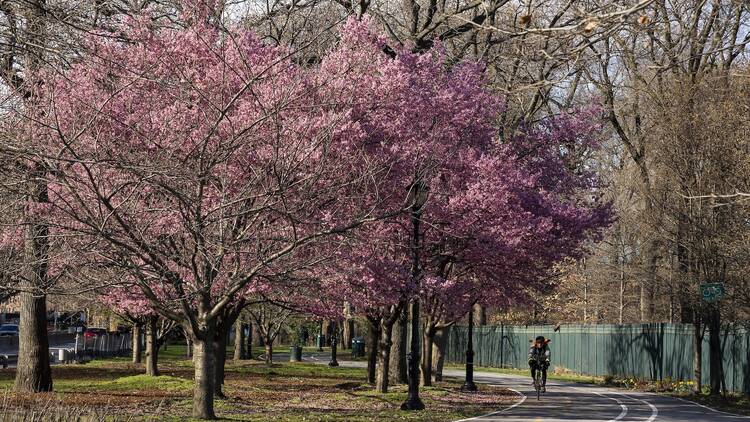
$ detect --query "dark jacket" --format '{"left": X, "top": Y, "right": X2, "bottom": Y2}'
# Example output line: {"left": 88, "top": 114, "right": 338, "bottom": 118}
{"left": 528, "top": 345, "right": 550, "bottom": 364}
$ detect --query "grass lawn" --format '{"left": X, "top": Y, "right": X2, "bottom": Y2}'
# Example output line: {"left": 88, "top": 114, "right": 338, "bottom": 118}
{"left": 0, "top": 345, "right": 516, "bottom": 421}
{"left": 443, "top": 363, "right": 603, "bottom": 384}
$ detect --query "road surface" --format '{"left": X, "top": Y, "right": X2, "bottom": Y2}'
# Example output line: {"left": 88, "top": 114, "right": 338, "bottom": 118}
{"left": 0, "top": 335, "right": 105, "bottom": 368}
{"left": 292, "top": 351, "right": 750, "bottom": 422}
{"left": 445, "top": 368, "right": 750, "bottom": 422}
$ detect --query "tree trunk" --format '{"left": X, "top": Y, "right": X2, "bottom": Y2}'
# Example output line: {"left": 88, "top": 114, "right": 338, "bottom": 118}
{"left": 265, "top": 341, "right": 273, "bottom": 364}
{"left": 132, "top": 324, "right": 143, "bottom": 363}
{"left": 420, "top": 325, "right": 434, "bottom": 386}
{"left": 708, "top": 306, "right": 722, "bottom": 396}
{"left": 376, "top": 320, "right": 394, "bottom": 393}
{"left": 14, "top": 167, "right": 53, "bottom": 393}
{"left": 322, "top": 320, "right": 332, "bottom": 346}
{"left": 342, "top": 303, "right": 352, "bottom": 349}
{"left": 432, "top": 328, "right": 447, "bottom": 382}
{"left": 694, "top": 319, "right": 703, "bottom": 394}
{"left": 192, "top": 335, "right": 217, "bottom": 419}
{"left": 247, "top": 321, "right": 254, "bottom": 359}
{"left": 233, "top": 318, "right": 246, "bottom": 361}
{"left": 389, "top": 307, "right": 407, "bottom": 384}
{"left": 366, "top": 320, "right": 380, "bottom": 385}
{"left": 640, "top": 239, "right": 659, "bottom": 322}
{"left": 14, "top": 289, "right": 52, "bottom": 392}
{"left": 253, "top": 323, "right": 263, "bottom": 347}
{"left": 213, "top": 328, "right": 228, "bottom": 398}
{"left": 619, "top": 268, "right": 626, "bottom": 324}
{"left": 186, "top": 334, "right": 193, "bottom": 359}
{"left": 473, "top": 304, "right": 486, "bottom": 325}
{"left": 145, "top": 317, "right": 159, "bottom": 376}
{"left": 343, "top": 318, "right": 354, "bottom": 350}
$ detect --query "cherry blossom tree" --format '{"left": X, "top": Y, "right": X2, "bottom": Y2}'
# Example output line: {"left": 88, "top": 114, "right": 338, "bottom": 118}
{"left": 102, "top": 284, "right": 178, "bottom": 376}
{"left": 308, "top": 16, "right": 501, "bottom": 396}
{"left": 10, "top": 6, "right": 400, "bottom": 418}
{"left": 418, "top": 107, "right": 612, "bottom": 385}
{"left": 314, "top": 19, "right": 611, "bottom": 396}
{"left": 8, "top": 2, "right": 611, "bottom": 415}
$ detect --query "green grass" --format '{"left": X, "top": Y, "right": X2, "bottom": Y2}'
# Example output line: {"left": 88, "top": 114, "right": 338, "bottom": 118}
{"left": 102, "top": 374, "right": 193, "bottom": 392}
{"left": 669, "top": 393, "right": 750, "bottom": 416}
{"left": 84, "top": 342, "right": 363, "bottom": 380}
{"left": 444, "top": 363, "right": 603, "bottom": 384}
{"left": 0, "top": 347, "right": 516, "bottom": 421}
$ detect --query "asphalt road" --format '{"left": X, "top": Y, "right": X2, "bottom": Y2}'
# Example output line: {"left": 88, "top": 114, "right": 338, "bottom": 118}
{"left": 292, "top": 351, "right": 750, "bottom": 422}
{"left": 444, "top": 369, "right": 750, "bottom": 422}
{"left": 0, "top": 338, "right": 87, "bottom": 368}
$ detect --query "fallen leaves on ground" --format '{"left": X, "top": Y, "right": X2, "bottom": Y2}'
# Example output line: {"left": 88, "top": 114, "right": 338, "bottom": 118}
{"left": 0, "top": 359, "right": 517, "bottom": 421}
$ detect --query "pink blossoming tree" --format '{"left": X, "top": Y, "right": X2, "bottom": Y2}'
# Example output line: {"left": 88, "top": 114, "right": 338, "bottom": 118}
{"left": 13, "top": 7, "right": 401, "bottom": 418}
{"left": 9, "top": 2, "right": 612, "bottom": 415}
{"left": 102, "top": 283, "right": 178, "bottom": 376}
{"left": 314, "top": 19, "right": 611, "bottom": 395}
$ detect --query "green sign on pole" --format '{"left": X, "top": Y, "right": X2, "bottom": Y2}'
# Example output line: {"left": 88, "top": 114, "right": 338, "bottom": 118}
{"left": 700, "top": 282, "right": 725, "bottom": 303}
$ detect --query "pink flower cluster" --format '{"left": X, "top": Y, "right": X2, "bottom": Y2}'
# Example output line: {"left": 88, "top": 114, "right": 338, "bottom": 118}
{"left": 3, "top": 10, "right": 609, "bottom": 323}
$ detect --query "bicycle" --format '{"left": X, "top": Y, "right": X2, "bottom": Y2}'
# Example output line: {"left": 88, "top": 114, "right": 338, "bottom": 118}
{"left": 532, "top": 360, "right": 544, "bottom": 400}
{"left": 528, "top": 336, "right": 551, "bottom": 401}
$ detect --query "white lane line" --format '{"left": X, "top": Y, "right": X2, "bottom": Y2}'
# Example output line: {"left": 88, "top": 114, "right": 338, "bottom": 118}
{"left": 671, "top": 396, "right": 750, "bottom": 419}
{"left": 613, "top": 392, "right": 658, "bottom": 422}
{"left": 598, "top": 394, "right": 628, "bottom": 422}
{"left": 453, "top": 387, "right": 527, "bottom": 422}
{"left": 571, "top": 387, "right": 628, "bottom": 422}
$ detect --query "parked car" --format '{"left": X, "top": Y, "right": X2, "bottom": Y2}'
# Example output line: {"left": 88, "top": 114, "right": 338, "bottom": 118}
{"left": 114, "top": 325, "right": 131, "bottom": 334}
{"left": 83, "top": 328, "right": 107, "bottom": 338}
{"left": 0, "top": 324, "right": 19, "bottom": 337}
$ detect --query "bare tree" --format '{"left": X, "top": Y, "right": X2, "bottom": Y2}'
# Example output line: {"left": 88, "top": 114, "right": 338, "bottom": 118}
{"left": 247, "top": 303, "right": 293, "bottom": 365}
{"left": 586, "top": 0, "right": 750, "bottom": 322}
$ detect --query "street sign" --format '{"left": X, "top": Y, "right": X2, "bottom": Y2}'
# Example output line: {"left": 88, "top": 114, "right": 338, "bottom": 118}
{"left": 700, "top": 283, "right": 725, "bottom": 303}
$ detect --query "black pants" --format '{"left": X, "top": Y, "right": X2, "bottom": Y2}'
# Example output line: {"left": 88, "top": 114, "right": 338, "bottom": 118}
{"left": 530, "top": 363, "right": 547, "bottom": 386}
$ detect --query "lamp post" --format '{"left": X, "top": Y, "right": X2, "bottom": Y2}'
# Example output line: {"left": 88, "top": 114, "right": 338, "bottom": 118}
{"left": 401, "top": 180, "right": 428, "bottom": 411}
{"left": 329, "top": 322, "right": 339, "bottom": 367}
{"left": 462, "top": 305, "right": 477, "bottom": 391}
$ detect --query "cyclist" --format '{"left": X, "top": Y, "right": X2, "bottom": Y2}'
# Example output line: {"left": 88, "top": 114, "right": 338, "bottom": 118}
{"left": 528, "top": 335, "right": 551, "bottom": 392}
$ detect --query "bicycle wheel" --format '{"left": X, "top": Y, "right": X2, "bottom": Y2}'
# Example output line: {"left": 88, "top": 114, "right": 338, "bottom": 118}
{"left": 535, "top": 369, "right": 541, "bottom": 400}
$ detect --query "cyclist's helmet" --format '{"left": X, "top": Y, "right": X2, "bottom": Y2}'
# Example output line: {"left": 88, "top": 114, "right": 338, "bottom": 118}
{"left": 535, "top": 335, "right": 546, "bottom": 345}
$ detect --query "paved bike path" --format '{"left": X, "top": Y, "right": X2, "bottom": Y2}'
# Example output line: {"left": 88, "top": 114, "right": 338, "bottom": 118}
{"left": 304, "top": 354, "right": 750, "bottom": 422}
{"left": 301, "top": 353, "right": 750, "bottom": 422}
{"left": 441, "top": 369, "right": 750, "bottom": 422}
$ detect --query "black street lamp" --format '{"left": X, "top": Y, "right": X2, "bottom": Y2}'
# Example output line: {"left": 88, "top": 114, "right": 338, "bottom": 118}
{"left": 462, "top": 305, "right": 477, "bottom": 391}
{"left": 401, "top": 180, "right": 428, "bottom": 411}
{"left": 329, "top": 327, "right": 339, "bottom": 367}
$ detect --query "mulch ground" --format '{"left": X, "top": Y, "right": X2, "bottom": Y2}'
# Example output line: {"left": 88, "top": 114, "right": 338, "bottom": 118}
{"left": 0, "top": 360, "right": 518, "bottom": 421}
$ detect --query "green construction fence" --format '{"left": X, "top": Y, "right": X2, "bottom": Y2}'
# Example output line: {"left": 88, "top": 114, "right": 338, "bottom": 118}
{"left": 444, "top": 323, "right": 750, "bottom": 393}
